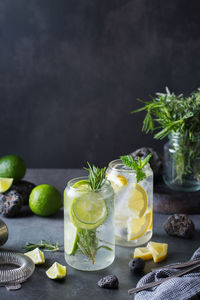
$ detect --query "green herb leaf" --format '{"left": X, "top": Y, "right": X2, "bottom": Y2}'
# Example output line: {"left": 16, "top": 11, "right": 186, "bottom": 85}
{"left": 23, "top": 240, "right": 60, "bottom": 252}
{"left": 120, "top": 154, "right": 152, "bottom": 183}
{"left": 84, "top": 162, "right": 106, "bottom": 190}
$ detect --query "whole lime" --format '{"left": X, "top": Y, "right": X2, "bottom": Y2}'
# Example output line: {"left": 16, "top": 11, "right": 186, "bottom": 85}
{"left": 29, "top": 184, "right": 62, "bottom": 217}
{"left": 0, "top": 155, "right": 26, "bottom": 183}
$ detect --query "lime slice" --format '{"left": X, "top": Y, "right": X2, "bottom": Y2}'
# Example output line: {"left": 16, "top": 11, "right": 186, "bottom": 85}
{"left": 46, "top": 262, "right": 67, "bottom": 279}
{"left": 72, "top": 180, "right": 91, "bottom": 190}
{"left": 0, "top": 177, "right": 13, "bottom": 193}
{"left": 24, "top": 248, "right": 45, "bottom": 264}
{"left": 69, "top": 194, "right": 107, "bottom": 230}
{"left": 65, "top": 221, "right": 78, "bottom": 255}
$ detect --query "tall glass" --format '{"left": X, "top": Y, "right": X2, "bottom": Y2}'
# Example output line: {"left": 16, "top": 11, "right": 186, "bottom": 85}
{"left": 106, "top": 160, "right": 153, "bottom": 247}
{"left": 64, "top": 177, "right": 115, "bottom": 271}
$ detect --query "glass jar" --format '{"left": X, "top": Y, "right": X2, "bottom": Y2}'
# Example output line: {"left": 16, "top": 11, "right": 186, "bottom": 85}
{"left": 106, "top": 160, "right": 153, "bottom": 247}
{"left": 64, "top": 177, "right": 115, "bottom": 271}
{"left": 163, "top": 132, "right": 200, "bottom": 192}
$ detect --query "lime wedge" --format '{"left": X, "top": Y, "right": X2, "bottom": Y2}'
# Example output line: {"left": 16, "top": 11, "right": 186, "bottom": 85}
{"left": 69, "top": 194, "right": 107, "bottom": 230}
{"left": 65, "top": 221, "right": 78, "bottom": 255}
{"left": 24, "top": 248, "right": 45, "bottom": 264}
{"left": 46, "top": 262, "right": 67, "bottom": 279}
{"left": 0, "top": 177, "right": 13, "bottom": 193}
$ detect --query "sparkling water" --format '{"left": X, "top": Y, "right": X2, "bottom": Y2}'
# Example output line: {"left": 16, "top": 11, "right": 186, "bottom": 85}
{"left": 107, "top": 160, "right": 153, "bottom": 247}
{"left": 64, "top": 177, "right": 115, "bottom": 271}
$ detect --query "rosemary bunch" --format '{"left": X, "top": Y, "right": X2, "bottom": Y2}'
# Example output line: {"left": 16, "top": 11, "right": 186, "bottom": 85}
{"left": 131, "top": 87, "right": 200, "bottom": 183}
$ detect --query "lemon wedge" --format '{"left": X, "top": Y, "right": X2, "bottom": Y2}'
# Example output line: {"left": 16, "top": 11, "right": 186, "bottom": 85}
{"left": 106, "top": 173, "right": 128, "bottom": 193}
{"left": 46, "top": 262, "right": 67, "bottom": 279}
{"left": 127, "top": 211, "right": 152, "bottom": 241}
{"left": 24, "top": 248, "right": 45, "bottom": 264}
{"left": 147, "top": 241, "right": 168, "bottom": 263}
{"left": 134, "top": 247, "right": 153, "bottom": 260}
{"left": 128, "top": 183, "right": 148, "bottom": 217}
{"left": 0, "top": 177, "right": 13, "bottom": 193}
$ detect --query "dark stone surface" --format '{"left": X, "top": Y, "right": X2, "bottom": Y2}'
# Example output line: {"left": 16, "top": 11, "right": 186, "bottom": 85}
{"left": 1, "top": 1, "right": 200, "bottom": 167}
{"left": 154, "top": 182, "right": 200, "bottom": 214}
{"left": 0, "top": 169, "right": 200, "bottom": 299}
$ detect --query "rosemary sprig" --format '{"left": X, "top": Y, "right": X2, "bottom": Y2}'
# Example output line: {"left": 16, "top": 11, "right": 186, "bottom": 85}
{"left": 120, "top": 154, "right": 152, "bottom": 182}
{"left": 84, "top": 162, "right": 106, "bottom": 190}
{"left": 24, "top": 240, "right": 60, "bottom": 252}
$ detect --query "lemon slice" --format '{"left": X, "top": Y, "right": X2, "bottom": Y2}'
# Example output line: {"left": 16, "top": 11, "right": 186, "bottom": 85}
{"left": 24, "top": 248, "right": 45, "bottom": 264}
{"left": 133, "top": 247, "right": 153, "bottom": 260}
{"left": 128, "top": 183, "right": 148, "bottom": 217}
{"left": 0, "top": 177, "right": 13, "bottom": 193}
{"left": 69, "top": 193, "right": 107, "bottom": 230}
{"left": 106, "top": 173, "right": 128, "bottom": 193}
{"left": 46, "top": 262, "right": 67, "bottom": 279}
{"left": 147, "top": 241, "right": 168, "bottom": 263}
{"left": 127, "top": 211, "right": 152, "bottom": 241}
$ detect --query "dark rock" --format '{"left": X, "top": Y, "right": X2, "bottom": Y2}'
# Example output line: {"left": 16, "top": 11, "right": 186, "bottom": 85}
{"left": 12, "top": 180, "right": 36, "bottom": 204}
{"left": 0, "top": 190, "right": 23, "bottom": 217}
{"left": 98, "top": 275, "right": 119, "bottom": 289}
{"left": 130, "top": 147, "right": 163, "bottom": 179}
{"left": 128, "top": 258, "right": 145, "bottom": 274}
{"left": 163, "top": 214, "right": 195, "bottom": 239}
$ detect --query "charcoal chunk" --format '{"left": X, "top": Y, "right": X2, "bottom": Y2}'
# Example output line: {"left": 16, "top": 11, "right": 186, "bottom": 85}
{"left": 12, "top": 180, "right": 36, "bottom": 204}
{"left": 98, "top": 275, "right": 119, "bottom": 289}
{"left": 130, "top": 147, "right": 162, "bottom": 178}
{"left": 0, "top": 190, "right": 23, "bottom": 217}
{"left": 163, "top": 214, "right": 195, "bottom": 239}
{"left": 129, "top": 258, "right": 145, "bottom": 274}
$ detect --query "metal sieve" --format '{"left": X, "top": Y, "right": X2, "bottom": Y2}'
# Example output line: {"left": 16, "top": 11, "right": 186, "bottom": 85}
{"left": 0, "top": 251, "right": 35, "bottom": 290}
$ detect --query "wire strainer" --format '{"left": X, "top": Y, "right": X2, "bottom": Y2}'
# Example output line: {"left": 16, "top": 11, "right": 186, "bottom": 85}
{"left": 0, "top": 251, "right": 35, "bottom": 290}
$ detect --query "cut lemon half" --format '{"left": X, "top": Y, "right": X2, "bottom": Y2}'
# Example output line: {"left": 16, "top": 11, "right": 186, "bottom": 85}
{"left": 24, "top": 248, "right": 45, "bottom": 264}
{"left": 106, "top": 173, "right": 128, "bottom": 193}
{"left": 65, "top": 222, "right": 78, "bottom": 255}
{"left": 147, "top": 241, "right": 168, "bottom": 263}
{"left": 46, "top": 262, "right": 67, "bottom": 279}
{"left": 128, "top": 183, "right": 148, "bottom": 217}
{"left": 69, "top": 194, "right": 107, "bottom": 230}
{"left": 133, "top": 247, "right": 153, "bottom": 260}
{"left": 0, "top": 177, "right": 13, "bottom": 193}
{"left": 127, "top": 211, "right": 152, "bottom": 241}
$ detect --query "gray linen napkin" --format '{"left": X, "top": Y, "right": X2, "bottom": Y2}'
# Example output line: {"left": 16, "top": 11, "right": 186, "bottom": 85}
{"left": 134, "top": 247, "right": 200, "bottom": 300}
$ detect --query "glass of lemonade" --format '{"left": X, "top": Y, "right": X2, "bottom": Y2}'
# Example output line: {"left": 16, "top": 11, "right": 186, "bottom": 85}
{"left": 106, "top": 159, "right": 153, "bottom": 247}
{"left": 64, "top": 177, "right": 115, "bottom": 271}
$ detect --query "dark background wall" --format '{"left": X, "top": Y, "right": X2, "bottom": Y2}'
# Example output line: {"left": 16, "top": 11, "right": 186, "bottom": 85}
{"left": 0, "top": 0, "right": 200, "bottom": 168}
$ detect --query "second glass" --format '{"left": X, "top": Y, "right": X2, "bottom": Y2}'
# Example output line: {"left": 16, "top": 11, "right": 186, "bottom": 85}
{"left": 106, "top": 159, "right": 153, "bottom": 247}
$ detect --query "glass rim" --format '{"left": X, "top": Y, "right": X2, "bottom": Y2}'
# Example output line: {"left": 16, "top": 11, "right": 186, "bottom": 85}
{"left": 108, "top": 159, "right": 136, "bottom": 173}
{"left": 67, "top": 176, "right": 112, "bottom": 191}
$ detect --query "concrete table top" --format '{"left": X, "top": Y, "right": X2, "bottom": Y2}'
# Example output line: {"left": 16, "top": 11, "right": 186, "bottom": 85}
{"left": 1, "top": 169, "right": 200, "bottom": 300}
